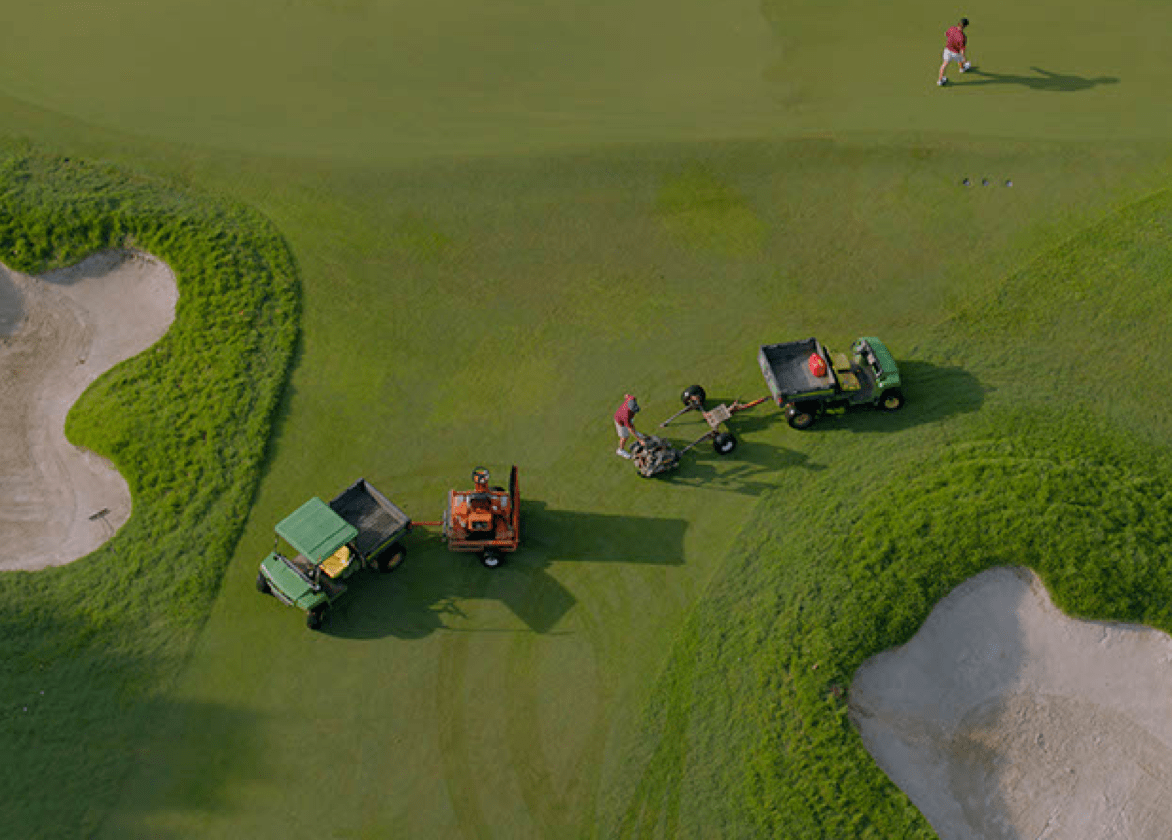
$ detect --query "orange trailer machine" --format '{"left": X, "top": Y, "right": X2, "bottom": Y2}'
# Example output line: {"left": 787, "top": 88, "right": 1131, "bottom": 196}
{"left": 419, "top": 466, "right": 520, "bottom": 568}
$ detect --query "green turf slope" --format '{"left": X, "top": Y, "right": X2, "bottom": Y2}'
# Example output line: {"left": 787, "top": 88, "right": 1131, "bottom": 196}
{"left": 84, "top": 138, "right": 1169, "bottom": 840}
{"left": 603, "top": 189, "right": 1172, "bottom": 838}
{"left": 0, "top": 146, "right": 299, "bottom": 838}
{"left": 1, "top": 0, "right": 1171, "bottom": 834}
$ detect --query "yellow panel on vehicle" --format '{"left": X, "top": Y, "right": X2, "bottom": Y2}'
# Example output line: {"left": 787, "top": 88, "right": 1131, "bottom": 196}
{"left": 320, "top": 545, "right": 352, "bottom": 579}
{"left": 838, "top": 371, "right": 861, "bottom": 391}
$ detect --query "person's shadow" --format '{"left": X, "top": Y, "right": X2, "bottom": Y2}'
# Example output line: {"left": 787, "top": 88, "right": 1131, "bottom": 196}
{"left": 961, "top": 66, "right": 1119, "bottom": 92}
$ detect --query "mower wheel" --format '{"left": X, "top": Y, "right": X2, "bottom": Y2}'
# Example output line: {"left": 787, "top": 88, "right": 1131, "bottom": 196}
{"left": 306, "top": 606, "right": 327, "bottom": 631}
{"left": 255, "top": 571, "right": 271, "bottom": 595}
{"left": 681, "top": 385, "right": 707, "bottom": 408}
{"left": 786, "top": 403, "right": 817, "bottom": 430}
{"left": 880, "top": 389, "right": 905, "bottom": 412}
{"left": 377, "top": 541, "right": 407, "bottom": 573}
{"left": 481, "top": 549, "right": 504, "bottom": 569}
{"left": 712, "top": 432, "right": 738, "bottom": 455}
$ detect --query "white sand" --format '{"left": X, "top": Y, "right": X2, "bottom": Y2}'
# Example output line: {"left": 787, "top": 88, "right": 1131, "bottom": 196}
{"left": 850, "top": 566, "right": 1172, "bottom": 840}
{"left": 0, "top": 251, "right": 177, "bottom": 571}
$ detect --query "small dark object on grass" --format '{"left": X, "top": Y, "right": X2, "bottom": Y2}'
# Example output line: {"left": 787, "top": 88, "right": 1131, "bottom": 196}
{"left": 961, "top": 178, "right": 971, "bottom": 186}
{"left": 1005, "top": 179, "right": 1013, "bottom": 187}
{"left": 981, "top": 178, "right": 990, "bottom": 186}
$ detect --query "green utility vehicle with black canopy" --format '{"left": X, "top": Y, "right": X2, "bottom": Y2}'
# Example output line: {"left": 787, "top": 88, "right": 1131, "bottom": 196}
{"left": 758, "top": 336, "right": 904, "bottom": 429}
{"left": 255, "top": 479, "right": 411, "bottom": 629}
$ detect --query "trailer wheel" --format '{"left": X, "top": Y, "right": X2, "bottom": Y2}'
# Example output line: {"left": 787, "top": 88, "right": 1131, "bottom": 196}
{"left": 377, "top": 542, "right": 407, "bottom": 573}
{"left": 786, "top": 404, "right": 817, "bottom": 430}
{"left": 712, "top": 432, "right": 738, "bottom": 455}
{"left": 481, "top": 549, "right": 504, "bottom": 569}
{"left": 255, "top": 571, "right": 271, "bottom": 595}
{"left": 306, "top": 606, "right": 327, "bottom": 631}
{"left": 681, "top": 385, "right": 707, "bottom": 408}
{"left": 880, "top": 389, "right": 905, "bottom": 412}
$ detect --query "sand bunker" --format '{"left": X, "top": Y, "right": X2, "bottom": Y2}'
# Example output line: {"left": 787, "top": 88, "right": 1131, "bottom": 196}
{"left": 0, "top": 251, "right": 177, "bottom": 571}
{"left": 849, "top": 566, "right": 1172, "bottom": 840}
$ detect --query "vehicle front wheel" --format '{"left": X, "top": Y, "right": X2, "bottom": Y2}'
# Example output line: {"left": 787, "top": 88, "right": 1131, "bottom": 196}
{"left": 481, "top": 549, "right": 504, "bottom": 569}
{"left": 880, "top": 389, "right": 905, "bottom": 411}
{"left": 712, "top": 432, "right": 737, "bottom": 454}
{"left": 786, "top": 404, "right": 817, "bottom": 430}
{"left": 255, "top": 571, "right": 271, "bottom": 595}
{"left": 377, "top": 542, "right": 407, "bottom": 573}
{"left": 306, "top": 606, "right": 327, "bottom": 631}
{"left": 681, "top": 385, "right": 707, "bottom": 408}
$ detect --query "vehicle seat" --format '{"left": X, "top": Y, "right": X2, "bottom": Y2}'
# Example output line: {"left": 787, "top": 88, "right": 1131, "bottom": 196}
{"left": 319, "top": 545, "right": 353, "bottom": 579}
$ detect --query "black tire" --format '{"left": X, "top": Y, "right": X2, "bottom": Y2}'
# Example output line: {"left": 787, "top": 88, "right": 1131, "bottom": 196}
{"left": 306, "top": 606, "right": 327, "bottom": 631}
{"left": 681, "top": 385, "right": 707, "bottom": 408}
{"left": 712, "top": 432, "right": 738, "bottom": 454}
{"left": 481, "top": 549, "right": 504, "bottom": 569}
{"left": 786, "top": 404, "right": 817, "bottom": 430}
{"left": 377, "top": 541, "right": 407, "bottom": 573}
{"left": 255, "top": 571, "right": 271, "bottom": 595}
{"left": 880, "top": 389, "right": 905, "bottom": 412}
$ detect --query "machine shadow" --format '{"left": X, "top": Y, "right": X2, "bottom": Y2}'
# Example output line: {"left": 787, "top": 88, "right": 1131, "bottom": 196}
{"left": 323, "top": 504, "right": 687, "bottom": 640}
{"left": 800, "top": 359, "right": 985, "bottom": 434}
{"left": 657, "top": 438, "right": 825, "bottom": 495}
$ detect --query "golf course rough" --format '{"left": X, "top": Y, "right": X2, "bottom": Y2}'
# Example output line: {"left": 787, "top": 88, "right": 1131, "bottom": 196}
{"left": 0, "top": 145, "right": 299, "bottom": 838}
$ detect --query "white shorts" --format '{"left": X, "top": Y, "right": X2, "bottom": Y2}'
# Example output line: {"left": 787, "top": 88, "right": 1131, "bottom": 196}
{"left": 942, "top": 49, "right": 964, "bottom": 64}
{"left": 615, "top": 421, "right": 631, "bottom": 439}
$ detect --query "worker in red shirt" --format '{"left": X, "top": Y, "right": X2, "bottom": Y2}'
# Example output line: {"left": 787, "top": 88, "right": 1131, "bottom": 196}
{"left": 937, "top": 17, "right": 971, "bottom": 86}
{"left": 613, "top": 394, "right": 642, "bottom": 459}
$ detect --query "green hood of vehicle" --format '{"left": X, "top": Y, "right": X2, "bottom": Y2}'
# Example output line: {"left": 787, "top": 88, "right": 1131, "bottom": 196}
{"left": 860, "top": 336, "right": 900, "bottom": 386}
{"left": 261, "top": 553, "right": 322, "bottom": 608}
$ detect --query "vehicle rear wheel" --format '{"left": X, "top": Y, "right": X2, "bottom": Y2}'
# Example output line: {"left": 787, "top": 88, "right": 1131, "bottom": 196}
{"left": 481, "top": 549, "right": 504, "bottom": 569}
{"left": 712, "top": 432, "right": 737, "bottom": 454}
{"left": 255, "top": 571, "right": 271, "bottom": 595}
{"left": 786, "top": 404, "right": 817, "bottom": 430}
{"left": 681, "top": 385, "right": 707, "bottom": 408}
{"left": 306, "top": 606, "right": 327, "bottom": 631}
{"left": 880, "top": 389, "right": 905, "bottom": 411}
{"left": 377, "top": 541, "right": 407, "bottom": 573}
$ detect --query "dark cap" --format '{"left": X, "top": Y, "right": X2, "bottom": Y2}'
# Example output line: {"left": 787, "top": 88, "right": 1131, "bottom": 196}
{"left": 960, "top": 17, "right": 969, "bottom": 26}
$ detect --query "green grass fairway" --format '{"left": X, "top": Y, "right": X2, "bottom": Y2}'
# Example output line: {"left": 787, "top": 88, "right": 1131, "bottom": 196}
{"left": 2, "top": 0, "right": 1172, "bottom": 838}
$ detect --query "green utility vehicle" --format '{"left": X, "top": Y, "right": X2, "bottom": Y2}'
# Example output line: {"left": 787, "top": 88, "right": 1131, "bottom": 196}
{"left": 255, "top": 479, "right": 411, "bottom": 629}
{"left": 758, "top": 336, "right": 904, "bottom": 429}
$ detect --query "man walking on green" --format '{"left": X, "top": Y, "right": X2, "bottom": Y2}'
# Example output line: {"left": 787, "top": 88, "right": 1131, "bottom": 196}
{"left": 937, "top": 17, "right": 971, "bottom": 86}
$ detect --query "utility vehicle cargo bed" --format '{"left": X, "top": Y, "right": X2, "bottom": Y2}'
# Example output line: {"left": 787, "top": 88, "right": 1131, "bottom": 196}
{"left": 329, "top": 479, "right": 411, "bottom": 557}
{"left": 758, "top": 338, "right": 837, "bottom": 401}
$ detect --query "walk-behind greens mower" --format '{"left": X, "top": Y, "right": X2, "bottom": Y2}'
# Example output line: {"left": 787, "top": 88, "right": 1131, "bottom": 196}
{"left": 628, "top": 387, "right": 766, "bottom": 478}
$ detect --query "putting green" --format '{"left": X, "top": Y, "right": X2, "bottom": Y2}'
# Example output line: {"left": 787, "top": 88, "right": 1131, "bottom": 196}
{"left": 1, "top": 0, "right": 1171, "bottom": 837}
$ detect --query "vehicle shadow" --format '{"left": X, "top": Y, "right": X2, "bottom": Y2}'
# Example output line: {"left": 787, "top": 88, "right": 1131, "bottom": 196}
{"left": 801, "top": 359, "right": 985, "bottom": 434}
{"left": 958, "top": 66, "right": 1119, "bottom": 92}
{"left": 323, "top": 503, "right": 687, "bottom": 640}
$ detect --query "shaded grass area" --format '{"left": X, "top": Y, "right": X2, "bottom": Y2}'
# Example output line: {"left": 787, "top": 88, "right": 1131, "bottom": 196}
{"left": 0, "top": 144, "right": 298, "bottom": 838}
{"left": 605, "top": 188, "right": 1172, "bottom": 838}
